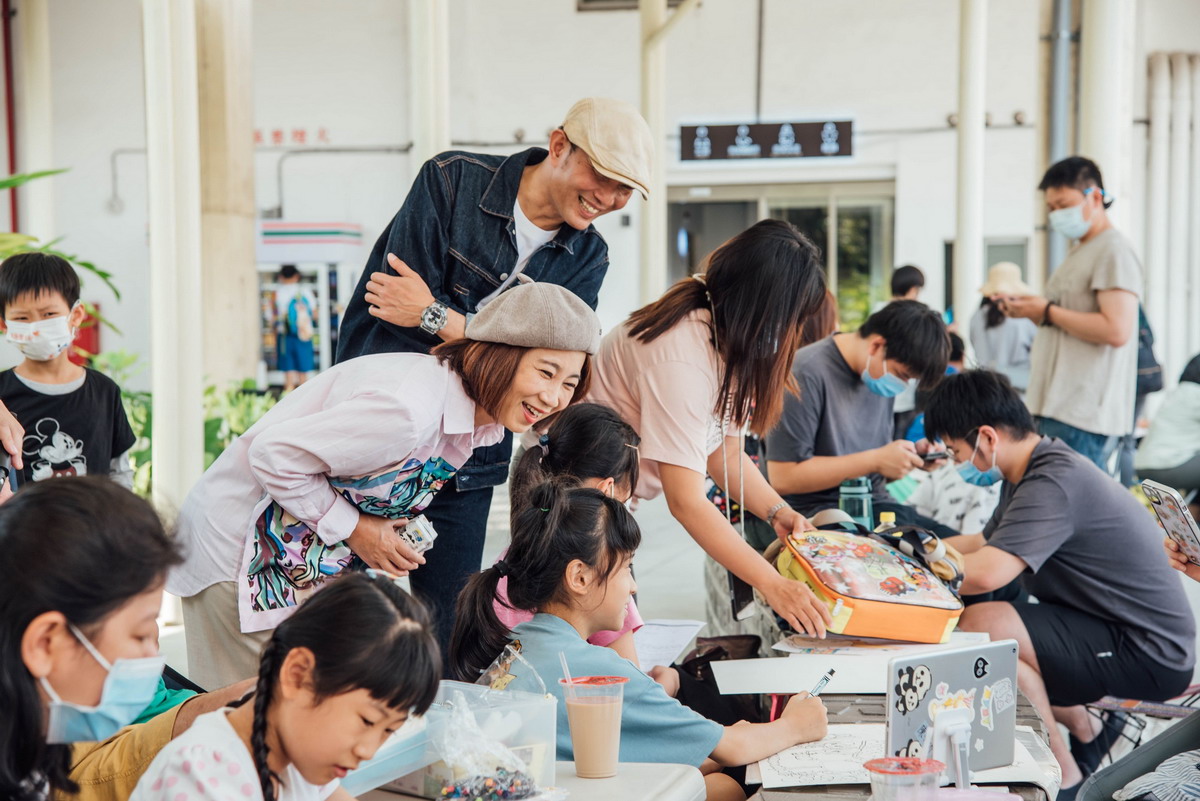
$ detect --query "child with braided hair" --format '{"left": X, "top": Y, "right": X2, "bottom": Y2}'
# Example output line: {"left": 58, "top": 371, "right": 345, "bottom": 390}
{"left": 131, "top": 572, "right": 439, "bottom": 801}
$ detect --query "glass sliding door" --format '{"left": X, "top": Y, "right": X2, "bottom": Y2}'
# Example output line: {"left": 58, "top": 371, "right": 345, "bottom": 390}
{"left": 668, "top": 182, "right": 894, "bottom": 332}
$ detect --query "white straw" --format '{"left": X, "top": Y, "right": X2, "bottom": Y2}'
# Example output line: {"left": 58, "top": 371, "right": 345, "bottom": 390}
{"left": 559, "top": 651, "right": 577, "bottom": 701}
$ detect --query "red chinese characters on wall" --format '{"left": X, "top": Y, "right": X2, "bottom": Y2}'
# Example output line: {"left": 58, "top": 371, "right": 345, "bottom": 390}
{"left": 252, "top": 127, "right": 332, "bottom": 146}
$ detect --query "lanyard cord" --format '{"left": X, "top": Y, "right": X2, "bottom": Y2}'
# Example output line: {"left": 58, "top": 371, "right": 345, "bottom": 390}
{"left": 697, "top": 274, "right": 746, "bottom": 540}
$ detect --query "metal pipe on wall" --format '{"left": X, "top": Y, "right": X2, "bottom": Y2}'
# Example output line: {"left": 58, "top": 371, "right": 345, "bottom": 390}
{"left": 1145, "top": 53, "right": 1170, "bottom": 377}
{"left": 1045, "top": 0, "right": 1072, "bottom": 275}
{"left": 1167, "top": 53, "right": 1192, "bottom": 381}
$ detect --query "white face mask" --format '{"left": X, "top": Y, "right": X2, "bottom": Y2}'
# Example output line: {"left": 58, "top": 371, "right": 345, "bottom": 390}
{"left": 5, "top": 307, "right": 78, "bottom": 361}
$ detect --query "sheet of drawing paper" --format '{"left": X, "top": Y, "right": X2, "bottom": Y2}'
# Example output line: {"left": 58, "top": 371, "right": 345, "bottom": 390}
{"left": 773, "top": 630, "right": 990, "bottom": 656}
{"left": 712, "top": 654, "right": 889, "bottom": 695}
{"left": 757, "top": 724, "right": 887, "bottom": 788}
{"left": 634, "top": 619, "right": 705, "bottom": 669}
{"left": 968, "top": 726, "right": 1061, "bottom": 798}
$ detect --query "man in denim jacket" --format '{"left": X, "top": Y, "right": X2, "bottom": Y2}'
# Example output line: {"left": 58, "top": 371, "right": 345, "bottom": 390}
{"left": 336, "top": 97, "right": 652, "bottom": 647}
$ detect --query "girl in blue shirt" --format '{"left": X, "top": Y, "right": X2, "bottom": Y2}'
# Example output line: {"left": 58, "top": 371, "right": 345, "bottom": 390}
{"left": 450, "top": 481, "right": 828, "bottom": 801}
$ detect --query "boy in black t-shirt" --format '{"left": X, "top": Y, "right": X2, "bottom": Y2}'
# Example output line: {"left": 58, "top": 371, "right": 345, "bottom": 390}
{"left": 0, "top": 253, "right": 134, "bottom": 487}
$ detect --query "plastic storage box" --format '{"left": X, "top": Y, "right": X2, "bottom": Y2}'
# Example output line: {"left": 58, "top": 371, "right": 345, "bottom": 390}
{"left": 342, "top": 679, "right": 557, "bottom": 797}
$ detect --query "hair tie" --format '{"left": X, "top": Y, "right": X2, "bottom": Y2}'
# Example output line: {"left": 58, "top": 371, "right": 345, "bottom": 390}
{"left": 624, "top": 442, "right": 639, "bottom": 453}
{"left": 494, "top": 560, "right": 511, "bottom": 577}
{"left": 538, "top": 433, "right": 550, "bottom": 456}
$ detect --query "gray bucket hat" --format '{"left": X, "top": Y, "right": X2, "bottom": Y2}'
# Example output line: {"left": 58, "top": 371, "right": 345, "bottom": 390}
{"left": 467, "top": 281, "right": 602, "bottom": 354}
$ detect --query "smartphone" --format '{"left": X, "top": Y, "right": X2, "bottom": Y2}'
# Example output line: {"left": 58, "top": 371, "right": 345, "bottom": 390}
{"left": 921, "top": 451, "right": 950, "bottom": 463}
{"left": 1143, "top": 479, "right": 1200, "bottom": 566}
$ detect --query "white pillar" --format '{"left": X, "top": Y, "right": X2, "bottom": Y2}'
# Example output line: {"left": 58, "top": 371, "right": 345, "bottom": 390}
{"left": 196, "top": 0, "right": 258, "bottom": 388}
{"left": 12, "top": 0, "right": 53, "bottom": 239}
{"left": 142, "top": 0, "right": 205, "bottom": 516}
{"left": 1167, "top": 53, "right": 1192, "bottom": 382}
{"left": 953, "top": 0, "right": 987, "bottom": 351}
{"left": 1145, "top": 53, "right": 1170, "bottom": 377}
{"left": 1079, "top": 0, "right": 1136, "bottom": 213}
{"left": 408, "top": 0, "right": 450, "bottom": 164}
{"left": 639, "top": 0, "right": 668, "bottom": 305}
{"left": 1191, "top": 55, "right": 1200, "bottom": 358}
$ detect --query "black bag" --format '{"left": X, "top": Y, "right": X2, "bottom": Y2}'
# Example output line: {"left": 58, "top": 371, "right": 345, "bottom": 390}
{"left": 1137, "top": 304, "right": 1164, "bottom": 396}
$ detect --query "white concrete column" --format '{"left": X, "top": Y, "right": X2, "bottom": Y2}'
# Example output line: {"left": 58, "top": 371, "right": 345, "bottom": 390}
{"left": 639, "top": 0, "right": 668, "bottom": 305}
{"left": 953, "top": 0, "right": 987, "bottom": 351}
{"left": 1079, "top": 0, "right": 1136, "bottom": 213}
{"left": 1167, "top": 53, "right": 1192, "bottom": 381}
{"left": 12, "top": 0, "right": 53, "bottom": 239}
{"left": 1145, "top": 53, "right": 1170, "bottom": 373}
{"left": 196, "top": 0, "right": 258, "bottom": 387}
{"left": 408, "top": 0, "right": 450, "bottom": 164}
{"left": 1191, "top": 55, "right": 1200, "bottom": 358}
{"left": 142, "top": 0, "right": 205, "bottom": 516}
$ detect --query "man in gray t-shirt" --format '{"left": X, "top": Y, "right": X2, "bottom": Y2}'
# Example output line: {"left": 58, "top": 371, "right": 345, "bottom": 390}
{"left": 1001, "top": 157, "right": 1141, "bottom": 471}
{"left": 766, "top": 301, "right": 950, "bottom": 525}
{"left": 925, "top": 370, "right": 1195, "bottom": 792}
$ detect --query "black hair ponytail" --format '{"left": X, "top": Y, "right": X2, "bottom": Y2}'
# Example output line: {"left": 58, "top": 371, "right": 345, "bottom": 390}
{"left": 510, "top": 403, "right": 641, "bottom": 511}
{"left": 236, "top": 572, "right": 440, "bottom": 798}
{"left": 449, "top": 480, "right": 642, "bottom": 682}
{"left": 250, "top": 640, "right": 285, "bottom": 800}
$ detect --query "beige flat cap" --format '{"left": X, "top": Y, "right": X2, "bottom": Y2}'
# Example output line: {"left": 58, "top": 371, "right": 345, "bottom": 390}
{"left": 468, "top": 280, "right": 601, "bottom": 354}
{"left": 562, "top": 97, "right": 654, "bottom": 201}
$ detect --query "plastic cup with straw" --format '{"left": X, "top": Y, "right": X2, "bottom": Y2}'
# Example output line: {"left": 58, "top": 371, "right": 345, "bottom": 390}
{"left": 557, "top": 650, "right": 628, "bottom": 779}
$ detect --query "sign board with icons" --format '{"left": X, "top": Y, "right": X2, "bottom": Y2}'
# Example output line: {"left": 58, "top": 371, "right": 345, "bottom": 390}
{"left": 680, "top": 121, "right": 853, "bottom": 161}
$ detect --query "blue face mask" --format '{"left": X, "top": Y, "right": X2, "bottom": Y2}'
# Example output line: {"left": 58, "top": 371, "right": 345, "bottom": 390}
{"left": 861, "top": 352, "right": 909, "bottom": 398}
{"left": 1048, "top": 187, "right": 1096, "bottom": 240}
{"left": 40, "top": 624, "right": 165, "bottom": 743}
{"left": 957, "top": 434, "right": 1003, "bottom": 487}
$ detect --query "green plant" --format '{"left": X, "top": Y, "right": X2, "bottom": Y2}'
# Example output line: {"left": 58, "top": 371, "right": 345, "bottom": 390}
{"left": 0, "top": 169, "right": 122, "bottom": 332}
{"left": 92, "top": 350, "right": 278, "bottom": 497}
{"left": 91, "top": 350, "right": 152, "bottom": 496}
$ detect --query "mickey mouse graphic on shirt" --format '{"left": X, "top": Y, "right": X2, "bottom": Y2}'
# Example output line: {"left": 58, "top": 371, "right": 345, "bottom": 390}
{"left": 23, "top": 417, "right": 87, "bottom": 481}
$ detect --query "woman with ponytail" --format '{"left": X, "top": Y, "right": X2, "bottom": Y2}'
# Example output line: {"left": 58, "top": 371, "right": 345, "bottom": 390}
{"left": 132, "top": 573, "right": 439, "bottom": 801}
{"left": 500, "top": 402, "right": 643, "bottom": 661}
{"left": 450, "top": 481, "right": 827, "bottom": 801}
{"left": 582, "top": 218, "right": 833, "bottom": 636}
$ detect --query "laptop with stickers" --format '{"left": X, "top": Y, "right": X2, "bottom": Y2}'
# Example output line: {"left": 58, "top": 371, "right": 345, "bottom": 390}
{"left": 886, "top": 639, "right": 1019, "bottom": 778}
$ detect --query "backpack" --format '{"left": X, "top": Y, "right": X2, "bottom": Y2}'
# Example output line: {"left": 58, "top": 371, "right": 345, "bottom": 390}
{"left": 287, "top": 293, "right": 315, "bottom": 342}
{"left": 1137, "top": 304, "right": 1164, "bottom": 396}
{"left": 773, "top": 527, "right": 963, "bottom": 644}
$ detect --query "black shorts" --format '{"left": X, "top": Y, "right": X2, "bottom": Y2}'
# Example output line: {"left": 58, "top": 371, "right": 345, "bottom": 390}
{"left": 1014, "top": 601, "right": 1192, "bottom": 707}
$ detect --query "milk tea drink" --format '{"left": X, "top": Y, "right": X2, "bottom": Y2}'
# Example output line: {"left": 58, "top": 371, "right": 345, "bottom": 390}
{"left": 559, "top": 676, "right": 628, "bottom": 778}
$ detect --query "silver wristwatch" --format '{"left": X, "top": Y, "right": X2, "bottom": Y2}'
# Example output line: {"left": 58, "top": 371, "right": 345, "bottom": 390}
{"left": 419, "top": 300, "right": 449, "bottom": 335}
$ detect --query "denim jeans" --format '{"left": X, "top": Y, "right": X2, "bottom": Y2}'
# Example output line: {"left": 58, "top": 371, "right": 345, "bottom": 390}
{"left": 408, "top": 476, "right": 496, "bottom": 660}
{"left": 1036, "top": 416, "right": 1116, "bottom": 473}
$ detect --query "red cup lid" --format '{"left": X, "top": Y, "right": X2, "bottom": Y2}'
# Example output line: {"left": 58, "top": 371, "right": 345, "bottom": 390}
{"left": 558, "top": 675, "right": 630, "bottom": 686}
{"left": 863, "top": 757, "right": 946, "bottom": 775}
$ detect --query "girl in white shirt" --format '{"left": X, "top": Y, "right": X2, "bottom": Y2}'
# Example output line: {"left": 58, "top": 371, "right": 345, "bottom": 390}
{"left": 132, "top": 571, "right": 438, "bottom": 801}
{"left": 170, "top": 281, "right": 601, "bottom": 688}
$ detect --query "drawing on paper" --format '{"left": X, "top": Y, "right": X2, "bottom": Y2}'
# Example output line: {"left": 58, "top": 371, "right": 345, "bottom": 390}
{"left": 757, "top": 724, "right": 888, "bottom": 789}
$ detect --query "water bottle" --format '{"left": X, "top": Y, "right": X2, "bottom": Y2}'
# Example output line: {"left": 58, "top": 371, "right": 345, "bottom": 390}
{"left": 839, "top": 477, "right": 873, "bottom": 529}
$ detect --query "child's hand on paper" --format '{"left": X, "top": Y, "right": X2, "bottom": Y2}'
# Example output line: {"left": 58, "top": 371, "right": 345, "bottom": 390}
{"left": 648, "top": 665, "right": 680, "bottom": 698}
{"left": 781, "top": 691, "right": 828, "bottom": 744}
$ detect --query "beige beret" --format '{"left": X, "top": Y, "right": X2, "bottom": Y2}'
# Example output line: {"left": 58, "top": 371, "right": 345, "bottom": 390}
{"left": 467, "top": 281, "right": 601, "bottom": 354}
